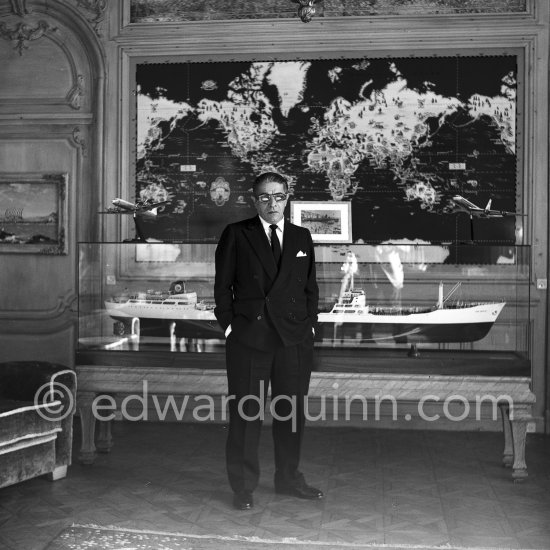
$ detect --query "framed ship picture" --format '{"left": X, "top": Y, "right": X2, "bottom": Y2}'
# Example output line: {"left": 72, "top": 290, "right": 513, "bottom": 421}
{"left": 0, "top": 173, "right": 67, "bottom": 255}
{"left": 290, "top": 201, "right": 352, "bottom": 243}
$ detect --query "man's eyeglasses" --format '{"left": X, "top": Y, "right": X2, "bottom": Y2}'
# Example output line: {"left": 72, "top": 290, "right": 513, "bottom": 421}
{"left": 255, "top": 193, "right": 288, "bottom": 203}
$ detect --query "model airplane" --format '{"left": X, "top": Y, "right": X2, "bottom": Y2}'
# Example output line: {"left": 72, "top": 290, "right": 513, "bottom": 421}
{"left": 451, "top": 195, "right": 523, "bottom": 218}
{"left": 99, "top": 198, "right": 170, "bottom": 242}
{"left": 450, "top": 195, "right": 524, "bottom": 242}
{"left": 101, "top": 198, "right": 169, "bottom": 219}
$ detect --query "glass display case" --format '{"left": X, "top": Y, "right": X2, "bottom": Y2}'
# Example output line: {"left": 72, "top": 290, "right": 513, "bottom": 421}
{"left": 77, "top": 242, "right": 531, "bottom": 371}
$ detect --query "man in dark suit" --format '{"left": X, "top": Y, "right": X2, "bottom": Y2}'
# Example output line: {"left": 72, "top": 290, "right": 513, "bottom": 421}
{"left": 214, "top": 172, "right": 323, "bottom": 510}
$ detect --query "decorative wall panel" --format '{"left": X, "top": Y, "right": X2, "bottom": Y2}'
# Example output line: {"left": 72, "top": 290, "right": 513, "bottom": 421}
{"left": 130, "top": 0, "right": 528, "bottom": 23}
{"left": 0, "top": 0, "right": 104, "bottom": 365}
{"left": 0, "top": 39, "right": 72, "bottom": 101}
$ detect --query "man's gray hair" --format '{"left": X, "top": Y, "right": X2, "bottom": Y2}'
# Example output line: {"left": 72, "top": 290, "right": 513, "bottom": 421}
{"left": 253, "top": 172, "right": 288, "bottom": 194}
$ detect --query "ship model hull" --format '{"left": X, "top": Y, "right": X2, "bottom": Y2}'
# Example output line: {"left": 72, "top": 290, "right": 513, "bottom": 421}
{"left": 319, "top": 285, "right": 505, "bottom": 344}
{"left": 104, "top": 281, "right": 222, "bottom": 340}
{"left": 104, "top": 304, "right": 222, "bottom": 340}
{"left": 104, "top": 279, "right": 504, "bottom": 346}
{"left": 317, "top": 302, "right": 505, "bottom": 345}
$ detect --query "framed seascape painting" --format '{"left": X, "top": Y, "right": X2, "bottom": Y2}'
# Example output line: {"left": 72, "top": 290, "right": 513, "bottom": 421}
{"left": 0, "top": 173, "right": 68, "bottom": 255}
{"left": 290, "top": 201, "right": 352, "bottom": 243}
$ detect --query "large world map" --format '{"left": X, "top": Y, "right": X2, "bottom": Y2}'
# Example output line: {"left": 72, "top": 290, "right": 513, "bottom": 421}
{"left": 135, "top": 55, "right": 518, "bottom": 244}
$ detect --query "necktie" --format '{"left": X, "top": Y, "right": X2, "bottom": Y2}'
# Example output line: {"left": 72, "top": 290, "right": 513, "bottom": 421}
{"left": 270, "top": 224, "right": 281, "bottom": 268}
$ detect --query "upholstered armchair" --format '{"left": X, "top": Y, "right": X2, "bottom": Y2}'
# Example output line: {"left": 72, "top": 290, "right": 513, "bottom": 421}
{"left": 0, "top": 361, "right": 76, "bottom": 489}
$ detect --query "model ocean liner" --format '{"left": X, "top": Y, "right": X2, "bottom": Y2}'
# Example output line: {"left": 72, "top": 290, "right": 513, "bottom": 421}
{"left": 104, "top": 264, "right": 505, "bottom": 345}
{"left": 317, "top": 262, "right": 506, "bottom": 345}
{"left": 104, "top": 281, "right": 221, "bottom": 339}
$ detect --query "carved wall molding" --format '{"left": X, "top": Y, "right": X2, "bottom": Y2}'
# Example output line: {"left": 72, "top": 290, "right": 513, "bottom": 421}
{"left": 66, "top": 74, "right": 85, "bottom": 110}
{"left": 10, "top": 0, "right": 30, "bottom": 17}
{"left": 0, "top": 114, "right": 94, "bottom": 125}
{"left": 0, "top": 290, "right": 77, "bottom": 322}
{"left": 0, "top": 313, "right": 76, "bottom": 335}
{"left": 74, "top": 0, "right": 107, "bottom": 36}
{"left": 72, "top": 125, "right": 87, "bottom": 156}
{"left": 0, "top": 20, "right": 57, "bottom": 55}
{"left": 0, "top": 12, "right": 91, "bottom": 112}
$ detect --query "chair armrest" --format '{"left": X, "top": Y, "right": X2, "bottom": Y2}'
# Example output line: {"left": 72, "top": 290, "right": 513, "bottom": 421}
{"left": 0, "top": 361, "right": 75, "bottom": 402}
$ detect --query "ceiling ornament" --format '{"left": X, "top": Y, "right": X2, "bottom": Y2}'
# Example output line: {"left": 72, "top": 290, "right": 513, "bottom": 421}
{"left": 0, "top": 20, "right": 57, "bottom": 55}
{"left": 291, "top": 0, "right": 322, "bottom": 23}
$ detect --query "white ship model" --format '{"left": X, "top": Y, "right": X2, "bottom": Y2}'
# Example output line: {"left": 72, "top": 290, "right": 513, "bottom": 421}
{"left": 318, "top": 282, "right": 505, "bottom": 344}
{"left": 104, "top": 281, "right": 221, "bottom": 338}
{"left": 317, "top": 253, "right": 505, "bottom": 345}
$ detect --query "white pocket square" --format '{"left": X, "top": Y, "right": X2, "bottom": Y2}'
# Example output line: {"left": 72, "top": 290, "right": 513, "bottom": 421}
{"left": 296, "top": 250, "right": 307, "bottom": 257}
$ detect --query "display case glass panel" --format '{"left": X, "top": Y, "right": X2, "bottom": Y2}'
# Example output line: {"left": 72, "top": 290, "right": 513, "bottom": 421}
{"left": 77, "top": 243, "right": 531, "bottom": 365}
{"left": 315, "top": 244, "right": 530, "bottom": 356}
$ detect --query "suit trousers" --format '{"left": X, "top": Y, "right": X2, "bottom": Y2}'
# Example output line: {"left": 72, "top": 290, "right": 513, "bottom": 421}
{"left": 224, "top": 332, "right": 313, "bottom": 493}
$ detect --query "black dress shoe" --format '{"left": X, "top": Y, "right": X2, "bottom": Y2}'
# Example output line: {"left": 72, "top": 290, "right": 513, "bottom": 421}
{"left": 233, "top": 491, "right": 253, "bottom": 510}
{"left": 275, "top": 479, "right": 324, "bottom": 500}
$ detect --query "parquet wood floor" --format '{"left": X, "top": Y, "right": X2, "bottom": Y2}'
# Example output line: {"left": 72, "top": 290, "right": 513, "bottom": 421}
{"left": 0, "top": 422, "right": 549, "bottom": 550}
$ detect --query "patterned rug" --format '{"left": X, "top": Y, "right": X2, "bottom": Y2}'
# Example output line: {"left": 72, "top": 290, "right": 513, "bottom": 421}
{"left": 46, "top": 525, "right": 530, "bottom": 550}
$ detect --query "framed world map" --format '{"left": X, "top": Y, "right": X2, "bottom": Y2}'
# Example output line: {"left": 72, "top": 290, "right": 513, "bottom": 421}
{"left": 134, "top": 54, "right": 521, "bottom": 245}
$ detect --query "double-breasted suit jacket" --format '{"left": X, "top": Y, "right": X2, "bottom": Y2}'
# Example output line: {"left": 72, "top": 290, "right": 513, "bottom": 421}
{"left": 214, "top": 216, "right": 318, "bottom": 350}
